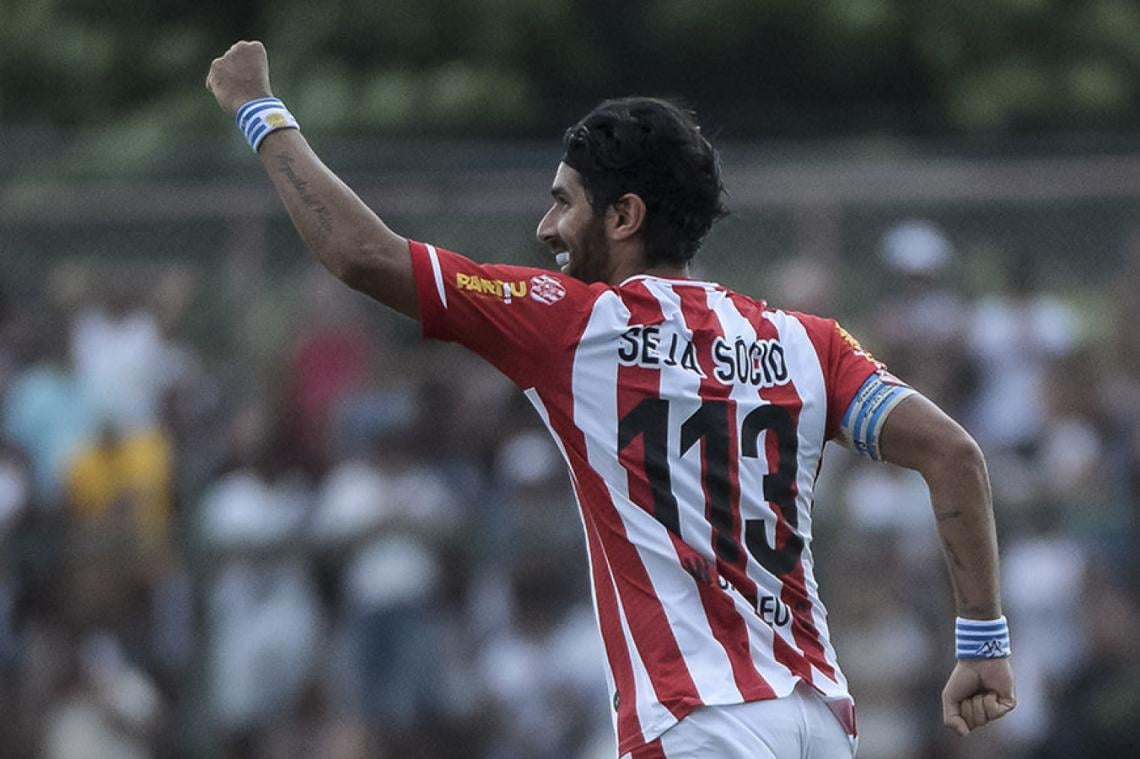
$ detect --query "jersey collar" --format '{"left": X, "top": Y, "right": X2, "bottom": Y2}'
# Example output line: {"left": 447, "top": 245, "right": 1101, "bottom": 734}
{"left": 619, "top": 273, "right": 722, "bottom": 289}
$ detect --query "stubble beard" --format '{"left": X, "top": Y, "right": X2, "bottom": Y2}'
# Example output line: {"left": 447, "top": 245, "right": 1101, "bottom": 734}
{"left": 570, "top": 216, "right": 612, "bottom": 285}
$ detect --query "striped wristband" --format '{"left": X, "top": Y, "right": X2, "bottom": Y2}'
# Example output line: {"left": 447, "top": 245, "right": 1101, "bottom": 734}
{"left": 956, "top": 616, "right": 1011, "bottom": 659}
{"left": 235, "top": 97, "right": 299, "bottom": 152}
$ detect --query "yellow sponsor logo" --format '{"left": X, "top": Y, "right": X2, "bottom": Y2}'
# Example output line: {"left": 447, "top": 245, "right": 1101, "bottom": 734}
{"left": 455, "top": 272, "right": 528, "bottom": 302}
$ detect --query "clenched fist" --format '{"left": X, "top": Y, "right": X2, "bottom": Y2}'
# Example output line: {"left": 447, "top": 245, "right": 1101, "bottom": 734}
{"left": 206, "top": 41, "right": 274, "bottom": 116}
{"left": 942, "top": 658, "right": 1016, "bottom": 736}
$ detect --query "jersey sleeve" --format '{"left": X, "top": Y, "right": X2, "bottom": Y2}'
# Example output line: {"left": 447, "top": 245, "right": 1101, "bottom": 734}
{"left": 409, "top": 240, "right": 600, "bottom": 388}
{"left": 798, "top": 314, "right": 916, "bottom": 461}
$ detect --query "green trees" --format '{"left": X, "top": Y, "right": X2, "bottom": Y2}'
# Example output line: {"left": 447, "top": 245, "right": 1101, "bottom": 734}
{"left": 2, "top": 0, "right": 1139, "bottom": 138}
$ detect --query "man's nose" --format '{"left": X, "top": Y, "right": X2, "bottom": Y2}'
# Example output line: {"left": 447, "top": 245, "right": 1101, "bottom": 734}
{"left": 536, "top": 207, "right": 556, "bottom": 244}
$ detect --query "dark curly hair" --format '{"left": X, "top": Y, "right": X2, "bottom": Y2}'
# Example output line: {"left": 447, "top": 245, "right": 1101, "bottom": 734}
{"left": 561, "top": 97, "right": 728, "bottom": 267}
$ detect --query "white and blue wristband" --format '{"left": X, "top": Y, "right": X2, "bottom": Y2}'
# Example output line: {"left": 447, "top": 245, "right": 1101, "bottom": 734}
{"left": 235, "top": 97, "right": 299, "bottom": 152}
{"left": 956, "top": 616, "right": 1012, "bottom": 659}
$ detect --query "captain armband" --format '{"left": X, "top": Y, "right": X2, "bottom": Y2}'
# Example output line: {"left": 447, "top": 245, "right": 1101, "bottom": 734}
{"left": 235, "top": 97, "right": 300, "bottom": 152}
{"left": 956, "top": 616, "right": 1012, "bottom": 659}
{"left": 837, "top": 373, "right": 916, "bottom": 461}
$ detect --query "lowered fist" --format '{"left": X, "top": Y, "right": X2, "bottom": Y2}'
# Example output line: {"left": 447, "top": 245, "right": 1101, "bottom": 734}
{"left": 206, "top": 41, "right": 273, "bottom": 116}
{"left": 942, "top": 658, "right": 1016, "bottom": 736}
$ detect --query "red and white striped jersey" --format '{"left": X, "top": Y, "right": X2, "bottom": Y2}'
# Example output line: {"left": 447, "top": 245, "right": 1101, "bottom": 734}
{"left": 410, "top": 241, "right": 913, "bottom": 755}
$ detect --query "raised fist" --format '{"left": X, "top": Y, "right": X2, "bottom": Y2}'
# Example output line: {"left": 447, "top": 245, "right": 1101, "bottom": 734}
{"left": 206, "top": 41, "right": 273, "bottom": 116}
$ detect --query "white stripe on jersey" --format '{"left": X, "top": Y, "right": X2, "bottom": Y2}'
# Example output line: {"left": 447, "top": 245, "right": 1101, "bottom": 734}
{"left": 524, "top": 387, "right": 621, "bottom": 735}
{"left": 705, "top": 292, "right": 805, "bottom": 693}
{"left": 570, "top": 290, "right": 677, "bottom": 739}
{"left": 640, "top": 280, "right": 757, "bottom": 705}
{"left": 426, "top": 244, "right": 447, "bottom": 308}
{"left": 768, "top": 311, "right": 848, "bottom": 695}
{"left": 607, "top": 529, "right": 675, "bottom": 740}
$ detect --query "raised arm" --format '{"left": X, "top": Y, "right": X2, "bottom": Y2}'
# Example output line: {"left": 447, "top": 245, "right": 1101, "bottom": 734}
{"left": 206, "top": 41, "right": 418, "bottom": 319}
{"left": 878, "top": 393, "right": 1015, "bottom": 736}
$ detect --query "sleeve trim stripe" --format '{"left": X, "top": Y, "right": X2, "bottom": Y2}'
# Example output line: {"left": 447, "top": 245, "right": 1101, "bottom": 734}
{"left": 862, "top": 386, "right": 914, "bottom": 460}
{"left": 860, "top": 385, "right": 909, "bottom": 460}
{"left": 842, "top": 374, "right": 877, "bottom": 433}
{"left": 841, "top": 374, "right": 915, "bottom": 461}
{"left": 426, "top": 243, "right": 447, "bottom": 309}
{"left": 852, "top": 381, "right": 895, "bottom": 454}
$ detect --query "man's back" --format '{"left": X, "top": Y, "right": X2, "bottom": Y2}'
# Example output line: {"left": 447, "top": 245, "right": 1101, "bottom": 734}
{"left": 412, "top": 242, "right": 909, "bottom": 752}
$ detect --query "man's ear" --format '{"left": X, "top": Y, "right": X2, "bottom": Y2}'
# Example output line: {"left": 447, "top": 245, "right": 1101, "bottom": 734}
{"left": 607, "top": 193, "right": 647, "bottom": 241}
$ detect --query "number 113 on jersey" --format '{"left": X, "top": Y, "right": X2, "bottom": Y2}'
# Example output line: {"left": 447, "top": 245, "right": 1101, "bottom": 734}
{"left": 617, "top": 397, "right": 805, "bottom": 587}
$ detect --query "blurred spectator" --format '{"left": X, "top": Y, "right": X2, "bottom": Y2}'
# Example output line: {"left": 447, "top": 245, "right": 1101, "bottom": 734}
{"left": 822, "top": 528, "right": 936, "bottom": 759}
{"left": 287, "top": 271, "right": 377, "bottom": 474}
{"left": 0, "top": 439, "right": 30, "bottom": 754}
{"left": 840, "top": 456, "right": 939, "bottom": 576}
{"left": 311, "top": 428, "right": 462, "bottom": 754}
{"left": 996, "top": 505, "right": 1088, "bottom": 754}
{"left": 492, "top": 425, "right": 580, "bottom": 560}
{"left": 767, "top": 255, "right": 838, "bottom": 315}
{"left": 3, "top": 315, "right": 96, "bottom": 506}
{"left": 1039, "top": 565, "right": 1140, "bottom": 756}
{"left": 40, "top": 632, "right": 163, "bottom": 759}
{"left": 1104, "top": 227, "right": 1140, "bottom": 560}
{"left": 198, "top": 405, "right": 322, "bottom": 752}
{"left": 70, "top": 278, "right": 180, "bottom": 434}
{"left": 874, "top": 220, "right": 972, "bottom": 412}
{"left": 0, "top": 283, "right": 22, "bottom": 399}
{"left": 476, "top": 559, "right": 611, "bottom": 759}
{"left": 0, "top": 440, "right": 31, "bottom": 540}
{"left": 967, "top": 252, "right": 1079, "bottom": 452}
{"left": 65, "top": 422, "right": 173, "bottom": 553}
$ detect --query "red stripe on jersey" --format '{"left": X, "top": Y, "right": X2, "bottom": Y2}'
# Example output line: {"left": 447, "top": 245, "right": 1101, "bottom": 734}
{"left": 612, "top": 281, "right": 702, "bottom": 721}
{"left": 736, "top": 297, "right": 836, "bottom": 684}
{"left": 580, "top": 491, "right": 646, "bottom": 745}
{"left": 673, "top": 285, "right": 776, "bottom": 702}
{"left": 518, "top": 305, "right": 649, "bottom": 749}
{"left": 535, "top": 404, "right": 648, "bottom": 746}
{"left": 629, "top": 737, "right": 668, "bottom": 759}
{"left": 782, "top": 558, "right": 836, "bottom": 680}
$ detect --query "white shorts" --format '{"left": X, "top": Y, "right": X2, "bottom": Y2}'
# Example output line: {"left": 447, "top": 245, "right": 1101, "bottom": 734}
{"left": 623, "top": 683, "right": 858, "bottom": 759}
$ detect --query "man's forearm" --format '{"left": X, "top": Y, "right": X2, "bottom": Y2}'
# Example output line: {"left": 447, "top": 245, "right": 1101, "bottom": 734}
{"left": 923, "top": 438, "right": 1002, "bottom": 619}
{"left": 257, "top": 128, "right": 419, "bottom": 318}
{"left": 880, "top": 395, "right": 1003, "bottom": 619}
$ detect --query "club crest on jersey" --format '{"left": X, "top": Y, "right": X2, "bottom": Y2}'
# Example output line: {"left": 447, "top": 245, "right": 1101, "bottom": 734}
{"left": 529, "top": 274, "right": 566, "bottom": 305}
{"left": 455, "top": 272, "right": 527, "bottom": 303}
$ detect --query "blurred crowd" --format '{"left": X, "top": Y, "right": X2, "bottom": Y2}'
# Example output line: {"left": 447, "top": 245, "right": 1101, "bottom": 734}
{"left": 0, "top": 219, "right": 1136, "bottom": 759}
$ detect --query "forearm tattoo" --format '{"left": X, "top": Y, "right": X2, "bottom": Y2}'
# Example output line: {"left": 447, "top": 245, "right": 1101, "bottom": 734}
{"left": 273, "top": 152, "right": 334, "bottom": 235}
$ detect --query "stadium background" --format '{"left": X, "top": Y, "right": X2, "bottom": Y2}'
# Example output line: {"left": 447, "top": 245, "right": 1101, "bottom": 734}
{"left": 1, "top": 1, "right": 1138, "bottom": 757}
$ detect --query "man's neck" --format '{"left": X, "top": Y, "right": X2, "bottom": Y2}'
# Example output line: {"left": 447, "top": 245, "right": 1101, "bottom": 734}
{"left": 607, "top": 260, "right": 690, "bottom": 285}
{"left": 642, "top": 263, "right": 691, "bottom": 280}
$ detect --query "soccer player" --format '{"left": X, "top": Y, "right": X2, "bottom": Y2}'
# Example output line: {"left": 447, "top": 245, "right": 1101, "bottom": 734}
{"left": 207, "top": 41, "right": 1015, "bottom": 758}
